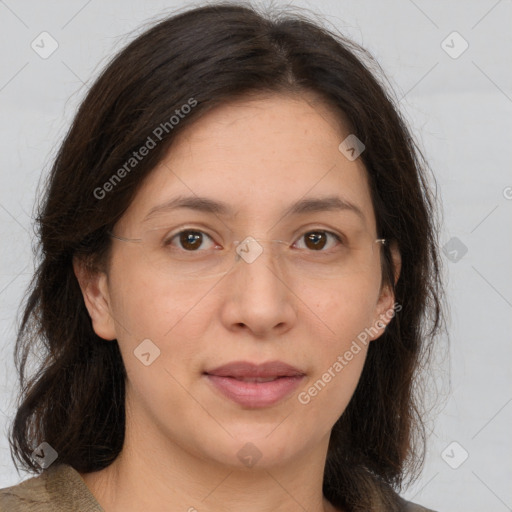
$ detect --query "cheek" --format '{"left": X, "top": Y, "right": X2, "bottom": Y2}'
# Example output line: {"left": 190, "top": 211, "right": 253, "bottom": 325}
{"left": 294, "top": 275, "right": 380, "bottom": 421}
{"left": 296, "top": 312, "right": 371, "bottom": 433}
{"left": 107, "top": 259, "right": 212, "bottom": 430}
{"left": 306, "top": 269, "right": 382, "bottom": 336}
{"left": 108, "top": 247, "right": 212, "bottom": 339}
{"left": 105, "top": 250, "right": 221, "bottom": 409}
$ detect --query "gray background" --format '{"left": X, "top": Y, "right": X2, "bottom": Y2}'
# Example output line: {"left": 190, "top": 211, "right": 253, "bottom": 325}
{"left": 1, "top": 1, "right": 511, "bottom": 510}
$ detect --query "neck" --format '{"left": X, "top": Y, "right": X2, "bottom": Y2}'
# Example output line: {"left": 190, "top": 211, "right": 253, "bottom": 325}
{"left": 79, "top": 419, "right": 340, "bottom": 512}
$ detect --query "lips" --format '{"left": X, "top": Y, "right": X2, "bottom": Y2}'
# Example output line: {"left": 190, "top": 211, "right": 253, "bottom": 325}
{"left": 204, "top": 360, "right": 306, "bottom": 408}
{"left": 204, "top": 360, "right": 305, "bottom": 379}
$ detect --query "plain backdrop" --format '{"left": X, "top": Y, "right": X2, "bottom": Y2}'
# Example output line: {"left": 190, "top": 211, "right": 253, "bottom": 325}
{"left": 1, "top": 1, "right": 511, "bottom": 510}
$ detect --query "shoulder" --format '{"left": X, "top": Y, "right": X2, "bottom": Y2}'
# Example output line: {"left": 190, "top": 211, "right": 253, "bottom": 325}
{"left": 0, "top": 469, "right": 49, "bottom": 512}
{"left": 0, "top": 464, "right": 103, "bottom": 512}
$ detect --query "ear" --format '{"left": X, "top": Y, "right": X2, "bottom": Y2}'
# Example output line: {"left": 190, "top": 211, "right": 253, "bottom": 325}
{"left": 370, "top": 240, "right": 402, "bottom": 341}
{"left": 73, "top": 255, "right": 117, "bottom": 341}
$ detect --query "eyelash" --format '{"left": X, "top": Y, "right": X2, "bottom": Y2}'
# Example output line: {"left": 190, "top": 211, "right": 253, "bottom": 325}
{"left": 163, "top": 228, "right": 345, "bottom": 252}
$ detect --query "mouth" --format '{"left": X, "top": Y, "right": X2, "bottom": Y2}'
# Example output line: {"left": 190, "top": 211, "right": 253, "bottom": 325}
{"left": 204, "top": 360, "right": 305, "bottom": 379}
{"left": 217, "top": 376, "right": 285, "bottom": 382}
{"left": 203, "top": 360, "right": 306, "bottom": 408}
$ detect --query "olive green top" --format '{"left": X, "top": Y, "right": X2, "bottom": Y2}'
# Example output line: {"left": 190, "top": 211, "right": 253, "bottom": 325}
{"left": 0, "top": 463, "right": 435, "bottom": 511}
{"left": 0, "top": 464, "right": 103, "bottom": 511}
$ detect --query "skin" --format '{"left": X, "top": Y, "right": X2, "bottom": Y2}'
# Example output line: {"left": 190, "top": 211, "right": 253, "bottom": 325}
{"left": 74, "top": 92, "right": 401, "bottom": 512}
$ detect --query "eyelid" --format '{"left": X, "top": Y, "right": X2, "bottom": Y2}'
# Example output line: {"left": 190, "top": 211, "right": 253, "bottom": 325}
{"left": 290, "top": 224, "right": 348, "bottom": 246}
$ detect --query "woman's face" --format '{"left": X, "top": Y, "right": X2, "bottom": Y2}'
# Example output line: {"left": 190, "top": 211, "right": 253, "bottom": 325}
{"left": 80, "top": 92, "right": 398, "bottom": 470}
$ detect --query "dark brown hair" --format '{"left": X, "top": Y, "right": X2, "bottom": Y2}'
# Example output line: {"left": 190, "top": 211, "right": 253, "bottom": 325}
{"left": 9, "top": 3, "right": 446, "bottom": 510}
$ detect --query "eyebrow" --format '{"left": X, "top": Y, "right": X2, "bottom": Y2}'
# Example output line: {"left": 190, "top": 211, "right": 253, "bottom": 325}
{"left": 142, "top": 194, "right": 366, "bottom": 222}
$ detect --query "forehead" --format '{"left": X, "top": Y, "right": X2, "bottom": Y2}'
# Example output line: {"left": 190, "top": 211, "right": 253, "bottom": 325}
{"left": 118, "top": 93, "right": 376, "bottom": 233}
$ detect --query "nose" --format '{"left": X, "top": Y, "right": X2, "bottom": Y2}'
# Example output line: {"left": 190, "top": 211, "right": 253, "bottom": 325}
{"left": 220, "top": 238, "right": 297, "bottom": 337}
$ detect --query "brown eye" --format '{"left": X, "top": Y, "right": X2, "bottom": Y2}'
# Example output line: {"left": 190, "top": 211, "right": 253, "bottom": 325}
{"left": 297, "top": 231, "right": 342, "bottom": 251}
{"left": 304, "top": 232, "right": 327, "bottom": 250}
{"left": 180, "top": 231, "right": 203, "bottom": 250}
{"left": 166, "top": 230, "right": 215, "bottom": 251}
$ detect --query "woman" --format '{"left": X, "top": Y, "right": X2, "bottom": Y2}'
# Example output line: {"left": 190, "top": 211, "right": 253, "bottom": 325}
{"left": 0, "top": 3, "right": 445, "bottom": 511}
